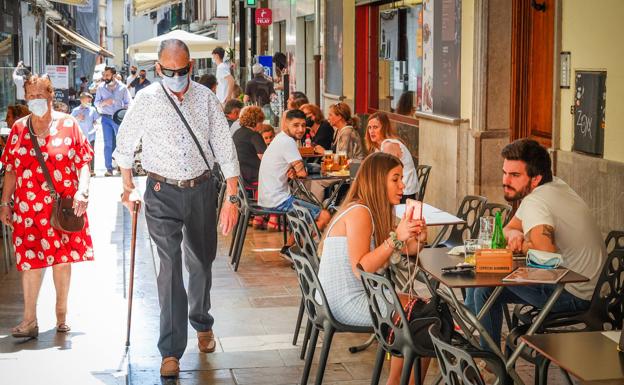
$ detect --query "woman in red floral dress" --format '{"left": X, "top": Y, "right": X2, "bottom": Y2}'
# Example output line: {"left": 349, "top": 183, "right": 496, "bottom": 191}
{"left": 0, "top": 75, "right": 94, "bottom": 338}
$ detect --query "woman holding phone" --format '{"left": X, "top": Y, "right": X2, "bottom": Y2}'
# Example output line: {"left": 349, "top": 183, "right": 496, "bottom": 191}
{"left": 365, "top": 112, "right": 419, "bottom": 202}
{"left": 317, "top": 152, "right": 429, "bottom": 385}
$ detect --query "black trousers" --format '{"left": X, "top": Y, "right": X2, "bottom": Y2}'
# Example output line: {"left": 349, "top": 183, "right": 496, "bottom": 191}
{"left": 144, "top": 176, "right": 217, "bottom": 359}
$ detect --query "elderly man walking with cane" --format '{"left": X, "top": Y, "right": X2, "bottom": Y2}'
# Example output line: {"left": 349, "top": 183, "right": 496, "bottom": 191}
{"left": 113, "top": 39, "right": 240, "bottom": 378}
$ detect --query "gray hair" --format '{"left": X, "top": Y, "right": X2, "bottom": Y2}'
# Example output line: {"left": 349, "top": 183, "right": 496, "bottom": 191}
{"left": 158, "top": 39, "right": 190, "bottom": 60}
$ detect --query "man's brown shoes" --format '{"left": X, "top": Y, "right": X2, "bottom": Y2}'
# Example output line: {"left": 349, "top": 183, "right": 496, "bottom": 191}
{"left": 197, "top": 330, "right": 216, "bottom": 353}
{"left": 160, "top": 357, "right": 180, "bottom": 377}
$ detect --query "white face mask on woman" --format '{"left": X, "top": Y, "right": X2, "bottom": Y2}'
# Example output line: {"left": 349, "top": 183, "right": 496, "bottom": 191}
{"left": 28, "top": 98, "right": 49, "bottom": 117}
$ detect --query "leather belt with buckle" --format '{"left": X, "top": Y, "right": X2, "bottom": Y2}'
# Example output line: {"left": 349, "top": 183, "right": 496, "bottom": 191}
{"left": 147, "top": 171, "right": 211, "bottom": 189}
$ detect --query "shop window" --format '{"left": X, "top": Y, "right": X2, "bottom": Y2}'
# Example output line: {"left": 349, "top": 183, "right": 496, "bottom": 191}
{"left": 324, "top": 0, "right": 343, "bottom": 97}
{"left": 360, "top": 0, "right": 461, "bottom": 119}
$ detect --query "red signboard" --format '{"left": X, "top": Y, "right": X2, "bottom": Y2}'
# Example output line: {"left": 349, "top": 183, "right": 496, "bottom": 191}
{"left": 255, "top": 8, "right": 272, "bottom": 26}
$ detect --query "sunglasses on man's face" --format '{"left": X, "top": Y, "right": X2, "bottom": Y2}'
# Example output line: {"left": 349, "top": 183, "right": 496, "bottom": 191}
{"left": 158, "top": 63, "right": 191, "bottom": 78}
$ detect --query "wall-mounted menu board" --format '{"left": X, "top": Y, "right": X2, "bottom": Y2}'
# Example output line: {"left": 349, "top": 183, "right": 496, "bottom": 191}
{"left": 573, "top": 71, "right": 606, "bottom": 156}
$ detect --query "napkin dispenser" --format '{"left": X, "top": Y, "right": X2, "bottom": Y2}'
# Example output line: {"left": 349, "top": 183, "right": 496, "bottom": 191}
{"left": 476, "top": 249, "right": 513, "bottom": 273}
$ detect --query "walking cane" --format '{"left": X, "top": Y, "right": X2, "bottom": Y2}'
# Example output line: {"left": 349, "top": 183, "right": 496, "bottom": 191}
{"left": 126, "top": 200, "right": 141, "bottom": 347}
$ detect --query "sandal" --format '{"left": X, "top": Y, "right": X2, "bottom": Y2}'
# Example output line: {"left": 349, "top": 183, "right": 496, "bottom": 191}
{"left": 56, "top": 323, "right": 71, "bottom": 333}
{"left": 12, "top": 320, "right": 39, "bottom": 339}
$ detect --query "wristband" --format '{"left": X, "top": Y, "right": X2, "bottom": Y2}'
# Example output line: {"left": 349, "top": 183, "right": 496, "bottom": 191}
{"left": 388, "top": 231, "right": 404, "bottom": 251}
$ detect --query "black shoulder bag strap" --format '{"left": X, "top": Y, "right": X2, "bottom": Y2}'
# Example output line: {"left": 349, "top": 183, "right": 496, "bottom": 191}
{"left": 160, "top": 83, "right": 217, "bottom": 173}
{"left": 28, "top": 117, "right": 59, "bottom": 200}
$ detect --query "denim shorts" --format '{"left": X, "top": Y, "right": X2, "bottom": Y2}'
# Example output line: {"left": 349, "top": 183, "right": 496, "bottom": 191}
{"left": 271, "top": 195, "right": 321, "bottom": 219}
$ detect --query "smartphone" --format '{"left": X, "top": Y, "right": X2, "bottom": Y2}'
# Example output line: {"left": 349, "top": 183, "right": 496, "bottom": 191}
{"left": 405, "top": 198, "right": 423, "bottom": 221}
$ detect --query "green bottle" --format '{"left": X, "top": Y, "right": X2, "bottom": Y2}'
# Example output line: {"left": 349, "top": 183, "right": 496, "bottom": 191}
{"left": 491, "top": 212, "right": 507, "bottom": 249}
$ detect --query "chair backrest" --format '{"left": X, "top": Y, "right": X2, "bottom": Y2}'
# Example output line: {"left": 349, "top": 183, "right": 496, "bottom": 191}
{"left": 416, "top": 165, "right": 432, "bottom": 202}
{"left": 286, "top": 212, "right": 320, "bottom": 272}
{"left": 471, "top": 202, "right": 513, "bottom": 238}
{"left": 429, "top": 324, "right": 486, "bottom": 385}
{"left": 291, "top": 248, "right": 335, "bottom": 328}
{"left": 292, "top": 200, "right": 322, "bottom": 241}
{"left": 359, "top": 269, "right": 429, "bottom": 357}
{"left": 236, "top": 177, "right": 251, "bottom": 210}
{"left": 586, "top": 230, "right": 624, "bottom": 330}
{"left": 433, "top": 195, "right": 487, "bottom": 247}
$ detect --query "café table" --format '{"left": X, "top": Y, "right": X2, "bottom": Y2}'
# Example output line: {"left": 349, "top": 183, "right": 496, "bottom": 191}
{"left": 520, "top": 331, "right": 624, "bottom": 383}
{"left": 395, "top": 203, "right": 466, "bottom": 226}
{"left": 417, "top": 247, "right": 589, "bottom": 385}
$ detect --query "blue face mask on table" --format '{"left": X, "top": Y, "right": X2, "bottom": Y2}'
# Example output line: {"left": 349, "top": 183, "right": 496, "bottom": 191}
{"left": 162, "top": 74, "right": 188, "bottom": 93}
{"left": 526, "top": 249, "right": 562, "bottom": 269}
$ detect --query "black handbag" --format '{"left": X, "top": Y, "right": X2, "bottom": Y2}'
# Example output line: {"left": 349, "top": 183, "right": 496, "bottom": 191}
{"left": 28, "top": 118, "right": 85, "bottom": 233}
{"left": 160, "top": 84, "right": 222, "bottom": 198}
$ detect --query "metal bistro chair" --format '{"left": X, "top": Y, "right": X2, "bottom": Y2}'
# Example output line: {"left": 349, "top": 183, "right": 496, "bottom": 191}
{"left": 286, "top": 212, "right": 320, "bottom": 359}
{"left": 290, "top": 250, "right": 373, "bottom": 385}
{"left": 229, "top": 177, "right": 288, "bottom": 271}
{"left": 429, "top": 324, "right": 487, "bottom": 385}
{"left": 431, "top": 195, "right": 487, "bottom": 248}
{"left": 291, "top": 200, "right": 322, "bottom": 242}
{"left": 506, "top": 230, "right": 624, "bottom": 385}
{"left": 359, "top": 270, "right": 431, "bottom": 385}
{"left": 415, "top": 165, "right": 431, "bottom": 202}
{"left": 471, "top": 202, "right": 513, "bottom": 239}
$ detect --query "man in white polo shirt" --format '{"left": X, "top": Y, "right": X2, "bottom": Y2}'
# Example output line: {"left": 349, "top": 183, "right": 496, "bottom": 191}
{"left": 472, "top": 139, "right": 606, "bottom": 350}
{"left": 258, "top": 109, "right": 331, "bottom": 258}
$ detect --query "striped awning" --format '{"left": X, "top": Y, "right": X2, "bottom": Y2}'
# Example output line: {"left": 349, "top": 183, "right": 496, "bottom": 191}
{"left": 46, "top": 20, "right": 115, "bottom": 58}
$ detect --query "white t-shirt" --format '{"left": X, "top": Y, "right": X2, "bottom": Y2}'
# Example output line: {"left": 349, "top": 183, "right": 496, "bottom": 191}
{"left": 126, "top": 74, "right": 137, "bottom": 98}
{"left": 216, "top": 62, "right": 231, "bottom": 103}
{"left": 381, "top": 138, "right": 419, "bottom": 195}
{"left": 13, "top": 71, "right": 25, "bottom": 100}
{"left": 258, "top": 132, "right": 302, "bottom": 208}
{"left": 515, "top": 177, "right": 606, "bottom": 300}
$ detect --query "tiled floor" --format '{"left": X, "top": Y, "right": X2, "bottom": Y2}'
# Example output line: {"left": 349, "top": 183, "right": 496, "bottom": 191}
{"left": 0, "top": 175, "right": 575, "bottom": 385}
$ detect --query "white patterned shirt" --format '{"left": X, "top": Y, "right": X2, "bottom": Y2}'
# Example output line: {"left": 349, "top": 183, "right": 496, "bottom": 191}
{"left": 114, "top": 81, "right": 239, "bottom": 180}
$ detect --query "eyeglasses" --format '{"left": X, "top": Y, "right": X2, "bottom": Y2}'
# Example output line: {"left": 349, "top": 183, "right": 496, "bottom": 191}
{"left": 158, "top": 63, "right": 191, "bottom": 78}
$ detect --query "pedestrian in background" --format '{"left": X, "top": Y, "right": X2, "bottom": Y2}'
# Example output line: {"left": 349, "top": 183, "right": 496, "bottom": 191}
{"left": 115, "top": 39, "right": 240, "bottom": 378}
{"left": 71, "top": 92, "right": 99, "bottom": 176}
{"left": 0, "top": 74, "right": 94, "bottom": 338}
{"left": 126, "top": 65, "right": 138, "bottom": 98}
{"left": 212, "top": 46, "right": 234, "bottom": 104}
{"left": 198, "top": 74, "right": 217, "bottom": 94}
{"left": 128, "top": 69, "right": 151, "bottom": 95}
{"left": 12, "top": 61, "right": 30, "bottom": 104}
{"left": 244, "top": 63, "right": 275, "bottom": 108}
{"left": 94, "top": 66, "right": 131, "bottom": 177}
{"left": 223, "top": 99, "right": 244, "bottom": 130}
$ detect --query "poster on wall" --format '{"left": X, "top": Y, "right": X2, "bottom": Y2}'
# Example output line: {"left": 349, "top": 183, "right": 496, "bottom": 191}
{"left": 419, "top": 0, "right": 460, "bottom": 118}
{"left": 46, "top": 65, "right": 69, "bottom": 104}
{"left": 573, "top": 71, "right": 606, "bottom": 156}
{"left": 421, "top": 0, "right": 434, "bottom": 113}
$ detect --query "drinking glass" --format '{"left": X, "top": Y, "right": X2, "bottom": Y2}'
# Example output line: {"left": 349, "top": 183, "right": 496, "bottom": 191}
{"left": 463, "top": 239, "right": 479, "bottom": 265}
{"left": 337, "top": 151, "right": 348, "bottom": 170}
{"left": 478, "top": 216, "right": 494, "bottom": 248}
{"left": 323, "top": 151, "right": 334, "bottom": 171}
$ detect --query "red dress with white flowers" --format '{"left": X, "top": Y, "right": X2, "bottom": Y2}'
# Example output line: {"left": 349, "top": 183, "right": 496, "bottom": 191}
{"left": 1, "top": 112, "right": 94, "bottom": 271}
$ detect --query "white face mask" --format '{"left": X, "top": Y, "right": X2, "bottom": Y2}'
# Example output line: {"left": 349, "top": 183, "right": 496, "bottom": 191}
{"left": 162, "top": 74, "right": 189, "bottom": 93}
{"left": 28, "top": 98, "right": 49, "bottom": 117}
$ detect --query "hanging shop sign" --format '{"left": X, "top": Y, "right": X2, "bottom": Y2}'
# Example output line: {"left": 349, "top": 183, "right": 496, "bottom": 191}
{"left": 255, "top": 8, "right": 272, "bottom": 26}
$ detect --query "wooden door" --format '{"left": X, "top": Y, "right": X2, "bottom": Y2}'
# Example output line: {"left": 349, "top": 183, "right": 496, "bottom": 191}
{"left": 510, "top": 0, "right": 555, "bottom": 147}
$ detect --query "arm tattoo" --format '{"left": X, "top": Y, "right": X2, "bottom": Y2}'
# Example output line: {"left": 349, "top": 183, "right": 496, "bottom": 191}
{"left": 542, "top": 225, "right": 555, "bottom": 245}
